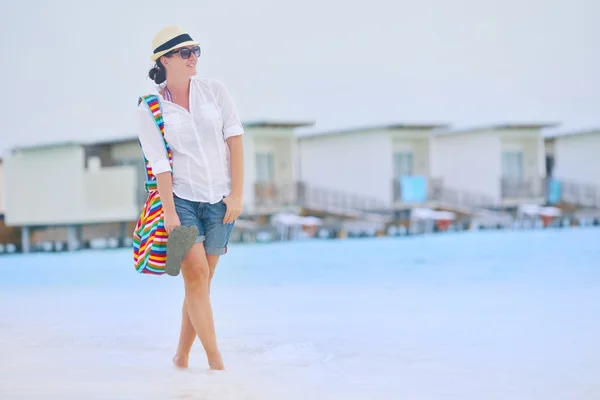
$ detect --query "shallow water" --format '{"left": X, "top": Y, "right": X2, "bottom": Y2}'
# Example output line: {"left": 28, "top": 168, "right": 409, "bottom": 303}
{"left": 1, "top": 228, "right": 599, "bottom": 399}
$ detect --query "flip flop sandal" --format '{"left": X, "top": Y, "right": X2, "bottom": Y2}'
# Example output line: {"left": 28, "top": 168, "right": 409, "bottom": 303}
{"left": 165, "top": 225, "right": 199, "bottom": 276}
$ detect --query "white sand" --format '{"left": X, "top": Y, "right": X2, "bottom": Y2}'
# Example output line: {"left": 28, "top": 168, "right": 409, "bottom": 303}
{"left": 1, "top": 229, "right": 599, "bottom": 399}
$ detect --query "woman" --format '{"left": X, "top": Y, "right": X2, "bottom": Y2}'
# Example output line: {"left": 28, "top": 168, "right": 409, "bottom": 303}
{"left": 136, "top": 25, "right": 244, "bottom": 371}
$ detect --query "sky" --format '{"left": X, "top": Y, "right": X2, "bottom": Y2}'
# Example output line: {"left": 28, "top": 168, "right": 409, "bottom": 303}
{"left": 1, "top": 0, "right": 599, "bottom": 154}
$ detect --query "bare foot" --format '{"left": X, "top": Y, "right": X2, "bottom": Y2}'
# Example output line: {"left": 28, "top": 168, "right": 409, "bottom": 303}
{"left": 173, "top": 354, "right": 189, "bottom": 368}
{"left": 207, "top": 351, "right": 225, "bottom": 370}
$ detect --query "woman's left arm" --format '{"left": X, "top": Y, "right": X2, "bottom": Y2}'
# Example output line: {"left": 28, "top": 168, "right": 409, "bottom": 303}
{"left": 223, "top": 135, "right": 244, "bottom": 224}
{"left": 215, "top": 79, "right": 245, "bottom": 224}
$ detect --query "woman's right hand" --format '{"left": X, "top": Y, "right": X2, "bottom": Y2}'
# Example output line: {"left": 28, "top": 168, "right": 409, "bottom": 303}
{"left": 163, "top": 209, "right": 181, "bottom": 234}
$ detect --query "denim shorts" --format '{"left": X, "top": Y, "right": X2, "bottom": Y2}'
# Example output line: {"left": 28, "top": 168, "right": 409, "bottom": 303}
{"left": 173, "top": 194, "right": 235, "bottom": 256}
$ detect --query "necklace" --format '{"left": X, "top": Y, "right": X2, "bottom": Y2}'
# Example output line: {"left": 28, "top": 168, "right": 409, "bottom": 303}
{"left": 163, "top": 86, "right": 173, "bottom": 102}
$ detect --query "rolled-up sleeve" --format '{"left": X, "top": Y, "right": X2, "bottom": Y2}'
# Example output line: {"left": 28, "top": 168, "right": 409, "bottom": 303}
{"left": 212, "top": 80, "right": 244, "bottom": 140}
{"left": 136, "top": 103, "right": 171, "bottom": 175}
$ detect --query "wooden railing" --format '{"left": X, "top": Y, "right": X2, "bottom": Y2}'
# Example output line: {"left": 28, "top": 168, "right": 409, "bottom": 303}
{"left": 431, "top": 187, "right": 495, "bottom": 208}
{"left": 255, "top": 178, "right": 600, "bottom": 213}
{"left": 392, "top": 177, "right": 494, "bottom": 208}
{"left": 254, "top": 181, "right": 388, "bottom": 219}
{"left": 297, "top": 182, "right": 387, "bottom": 212}
{"left": 501, "top": 177, "right": 545, "bottom": 199}
{"left": 254, "top": 181, "right": 298, "bottom": 207}
{"left": 552, "top": 179, "right": 600, "bottom": 208}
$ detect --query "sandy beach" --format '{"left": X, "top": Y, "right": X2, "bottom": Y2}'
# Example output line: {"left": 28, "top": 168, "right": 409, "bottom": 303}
{"left": 1, "top": 228, "right": 599, "bottom": 399}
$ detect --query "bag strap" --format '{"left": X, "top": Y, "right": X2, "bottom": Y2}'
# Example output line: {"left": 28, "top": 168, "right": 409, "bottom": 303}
{"left": 137, "top": 94, "right": 173, "bottom": 191}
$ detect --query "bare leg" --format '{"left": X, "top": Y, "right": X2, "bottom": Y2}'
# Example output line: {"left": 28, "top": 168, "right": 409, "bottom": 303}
{"left": 172, "top": 297, "right": 195, "bottom": 368}
{"left": 206, "top": 254, "right": 220, "bottom": 292}
{"left": 173, "top": 246, "right": 222, "bottom": 369}
{"left": 173, "top": 254, "right": 220, "bottom": 367}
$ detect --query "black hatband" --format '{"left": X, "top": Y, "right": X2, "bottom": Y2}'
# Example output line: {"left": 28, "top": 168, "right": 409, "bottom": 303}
{"left": 154, "top": 33, "right": 194, "bottom": 54}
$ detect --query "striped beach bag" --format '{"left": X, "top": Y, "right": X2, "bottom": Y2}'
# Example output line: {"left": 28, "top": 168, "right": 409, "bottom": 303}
{"left": 132, "top": 94, "right": 173, "bottom": 275}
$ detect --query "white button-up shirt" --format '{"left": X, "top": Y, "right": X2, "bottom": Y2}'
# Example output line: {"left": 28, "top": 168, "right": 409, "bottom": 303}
{"left": 136, "top": 77, "right": 244, "bottom": 204}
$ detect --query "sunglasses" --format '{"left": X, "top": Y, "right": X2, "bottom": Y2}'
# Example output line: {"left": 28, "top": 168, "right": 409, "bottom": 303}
{"left": 167, "top": 45, "right": 201, "bottom": 59}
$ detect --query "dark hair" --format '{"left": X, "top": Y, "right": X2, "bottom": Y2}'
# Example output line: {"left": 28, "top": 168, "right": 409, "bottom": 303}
{"left": 149, "top": 59, "right": 167, "bottom": 84}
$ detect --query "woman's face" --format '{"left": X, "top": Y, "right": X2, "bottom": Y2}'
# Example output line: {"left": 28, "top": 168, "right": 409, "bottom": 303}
{"left": 162, "top": 45, "right": 200, "bottom": 79}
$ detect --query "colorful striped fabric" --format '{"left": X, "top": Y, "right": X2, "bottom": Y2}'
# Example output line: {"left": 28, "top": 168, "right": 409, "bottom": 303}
{"left": 132, "top": 94, "right": 173, "bottom": 275}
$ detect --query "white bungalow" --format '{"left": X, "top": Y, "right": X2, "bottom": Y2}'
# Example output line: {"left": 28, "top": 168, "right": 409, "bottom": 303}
{"left": 543, "top": 126, "right": 600, "bottom": 208}
{"left": 431, "top": 123, "right": 557, "bottom": 207}
{"left": 90, "top": 120, "right": 316, "bottom": 217}
{"left": 241, "top": 120, "right": 314, "bottom": 216}
{"left": 296, "top": 122, "right": 448, "bottom": 212}
{"left": 0, "top": 158, "right": 4, "bottom": 217}
{"left": 3, "top": 141, "right": 141, "bottom": 252}
{"left": 2, "top": 119, "right": 313, "bottom": 251}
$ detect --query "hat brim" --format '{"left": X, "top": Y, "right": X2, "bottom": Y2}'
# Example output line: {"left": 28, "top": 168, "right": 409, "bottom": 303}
{"left": 150, "top": 40, "right": 200, "bottom": 61}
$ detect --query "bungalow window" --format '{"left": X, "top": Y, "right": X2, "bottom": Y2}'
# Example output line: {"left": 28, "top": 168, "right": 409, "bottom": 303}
{"left": 256, "top": 152, "right": 275, "bottom": 182}
{"left": 393, "top": 151, "right": 414, "bottom": 177}
{"left": 502, "top": 151, "right": 524, "bottom": 180}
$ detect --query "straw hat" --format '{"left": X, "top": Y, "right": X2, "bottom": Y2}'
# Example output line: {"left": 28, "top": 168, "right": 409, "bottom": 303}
{"left": 150, "top": 25, "right": 200, "bottom": 61}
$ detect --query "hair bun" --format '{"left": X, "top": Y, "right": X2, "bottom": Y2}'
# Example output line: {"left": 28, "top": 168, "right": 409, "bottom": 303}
{"left": 148, "top": 64, "right": 166, "bottom": 84}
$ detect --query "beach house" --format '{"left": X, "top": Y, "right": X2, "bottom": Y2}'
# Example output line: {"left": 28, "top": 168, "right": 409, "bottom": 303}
{"left": 296, "top": 122, "right": 449, "bottom": 212}
{"left": 543, "top": 126, "right": 600, "bottom": 208}
{"left": 1, "top": 118, "right": 313, "bottom": 252}
{"left": 430, "top": 123, "right": 557, "bottom": 207}
{"left": 241, "top": 120, "right": 314, "bottom": 217}
{"left": 3, "top": 140, "right": 141, "bottom": 252}
{"left": 0, "top": 159, "right": 4, "bottom": 218}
